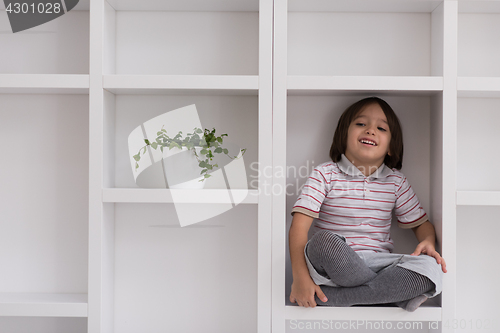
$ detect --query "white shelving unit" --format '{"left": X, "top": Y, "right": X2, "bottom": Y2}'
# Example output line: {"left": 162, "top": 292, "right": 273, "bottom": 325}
{"left": 2, "top": 0, "right": 499, "bottom": 332}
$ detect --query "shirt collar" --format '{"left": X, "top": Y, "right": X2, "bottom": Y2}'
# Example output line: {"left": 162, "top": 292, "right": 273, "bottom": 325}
{"left": 337, "top": 154, "right": 393, "bottom": 179}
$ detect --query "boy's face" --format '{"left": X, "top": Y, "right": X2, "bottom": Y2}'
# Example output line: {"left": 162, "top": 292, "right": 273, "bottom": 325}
{"left": 345, "top": 103, "right": 391, "bottom": 171}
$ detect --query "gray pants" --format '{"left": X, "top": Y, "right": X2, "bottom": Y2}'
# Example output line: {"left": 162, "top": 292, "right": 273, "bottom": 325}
{"left": 304, "top": 230, "right": 440, "bottom": 307}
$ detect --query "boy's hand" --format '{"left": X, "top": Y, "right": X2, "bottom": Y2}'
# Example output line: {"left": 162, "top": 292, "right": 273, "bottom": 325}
{"left": 290, "top": 278, "right": 328, "bottom": 307}
{"left": 411, "top": 240, "right": 447, "bottom": 273}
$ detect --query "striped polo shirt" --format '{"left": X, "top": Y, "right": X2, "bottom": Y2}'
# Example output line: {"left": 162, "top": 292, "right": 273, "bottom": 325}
{"left": 291, "top": 154, "right": 428, "bottom": 253}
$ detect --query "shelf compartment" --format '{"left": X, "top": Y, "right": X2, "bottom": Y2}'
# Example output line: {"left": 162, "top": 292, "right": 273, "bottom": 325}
{"left": 287, "top": 1, "right": 444, "bottom": 77}
{"left": 285, "top": 305, "right": 442, "bottom": 322}
{"left": 0, "top": 293, "right": 87, "bottom": 317}
{"left": 112, "top": 204, "right": 258, "bottom": 331}
{"left": 103, "top": 188, "right": 258, "bottom": 204}
{"left": 457, "top": 97, "right": 500, "bottom": 191}
{"left": 104, "top": 93, "right": 258, "bottom": 189}
{"left": 457, "top": 206, "right": 500, "bottom": 329}
{"left": 0, "top": 8, "right": 89, "bottom": 75}
{"left": 457, "top": 191, "right": 500, "bottom": 206}
{"left": 283, "top": 93, "right": 444, "bottom": 307}
{"left": 104, "top": 3, "right": 259, "bottom": 75}
{"left": 103, "top": 75, "right": 258, "bottom": 95}
{"left": 457, "top": 77, "right": 500, "bottom": 98}
{"left": 0, "top": 93, "right": 89, "bottom": 303}
{"left": 0, "top": 74, "right": 89, "bottom": 94}
{"left": 287, "top": 76, "right": 443, "bottom": 95}
{"left": 458, "top": 2, "right": 500, "bottom": 77}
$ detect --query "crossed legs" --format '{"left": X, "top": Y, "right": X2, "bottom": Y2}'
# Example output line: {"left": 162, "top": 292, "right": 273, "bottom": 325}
{"left": 306, "top": 230, "right": 434, "bottom": 311}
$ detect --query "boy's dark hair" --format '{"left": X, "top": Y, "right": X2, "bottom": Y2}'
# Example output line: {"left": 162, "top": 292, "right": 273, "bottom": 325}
{"left": 329, "top": 97, "right": 404, "bottom": 170}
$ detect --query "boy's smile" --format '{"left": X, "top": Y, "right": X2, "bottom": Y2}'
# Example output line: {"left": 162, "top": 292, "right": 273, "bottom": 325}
{"left": 345, "top": 103, "right": 391, "bottom": 176}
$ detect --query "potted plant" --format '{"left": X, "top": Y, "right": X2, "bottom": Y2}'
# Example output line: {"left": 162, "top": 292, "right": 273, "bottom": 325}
{"left": 132, "top": 126, "right": 246, "bottom": 188}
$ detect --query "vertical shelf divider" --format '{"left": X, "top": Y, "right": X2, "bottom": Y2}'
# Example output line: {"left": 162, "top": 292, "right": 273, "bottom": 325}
{"left": 89, "top": 0, "right": 111, "bottom": 332}
{"left": 272, "top": 0, "right": 288, "bottom": 332}
{"left": 441, "top": 1, "right": 458, "bottom": 332}
{"left": 258, "top": 0, "right": 274, "bottom": 332}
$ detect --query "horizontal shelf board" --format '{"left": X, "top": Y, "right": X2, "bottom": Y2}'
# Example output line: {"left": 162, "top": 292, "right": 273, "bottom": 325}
{"left": 287, "top": 76, "right": 443, "bottom": 95}
{"left": 0, "top": 293, "right": 88, "bottom": 317}
{"left": 288, "top": 0, "right": 442, "bottom": 13}
{"left": 285, "top": 305, "right": 442, "bottom": 322}
{"left": 103, "top": 75, "right": 259, "bottom": 95}
{"left": 102, "top": 188, "right": 258, "bottom": 204}
{"left": 457, "top": 77, "right": 500, "bottom": 98}
{"left": 457, "top": 191, "right": 500, "bottom": 206}
{"left": 0, "top": 74, "right": 89, "bottom": 94}
{"left": 105, "top": 0, "right": 258, "bottom": 11}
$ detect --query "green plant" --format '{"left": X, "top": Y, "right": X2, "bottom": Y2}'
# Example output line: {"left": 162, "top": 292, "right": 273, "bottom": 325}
{"left": 132, "top": 127, "right": 246, "bottom": 181}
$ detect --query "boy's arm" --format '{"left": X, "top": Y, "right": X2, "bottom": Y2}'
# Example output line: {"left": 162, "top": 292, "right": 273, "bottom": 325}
{"left": 411, "top": 221, "right": 447, "bottom": 273}
{"left": 289, "top": 212, "right": 328, "bottom": 307}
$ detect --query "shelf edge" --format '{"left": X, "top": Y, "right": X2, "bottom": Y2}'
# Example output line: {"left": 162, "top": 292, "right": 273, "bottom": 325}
{"left": 285, "top": 305, "right": 442, "bottom": 322}
{"left": 287, "top": 76, "right": 444, "bottom": 92}
{"left": 102, "top": 188, "right": 259, "bottom": 204}
{"left": 456, "top": 191, "right": 500, "bottom": 206}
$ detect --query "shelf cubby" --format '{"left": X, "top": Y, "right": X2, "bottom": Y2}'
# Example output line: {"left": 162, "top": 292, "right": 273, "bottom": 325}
{"left": 103, "top": 0, "right": 259, "bottom": 76}
{"left": 457, "top": 97, "right": 500, "bottom": 192}
{"left": 0, "top": 3, "right": 89, "bottom": 75}
{"left": 458, "top": 1, "right": 500, "bottom": 78}
{"left": 0, "top": 93, "right": 88, "bottom": 331}
{"left": 456, "top": 206, "right": 500, "bottom": 332}
{"left": 101, "top": 92, "right": 258, "bottom": 190}
{"left": 111, "top": 203, "right": 258, "bottom": 332}
{"left": 287, "top": 0, "right": 444, "bottom": 77}
{"left": 283, "top": 93, "right": 444, "bottom": 319}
